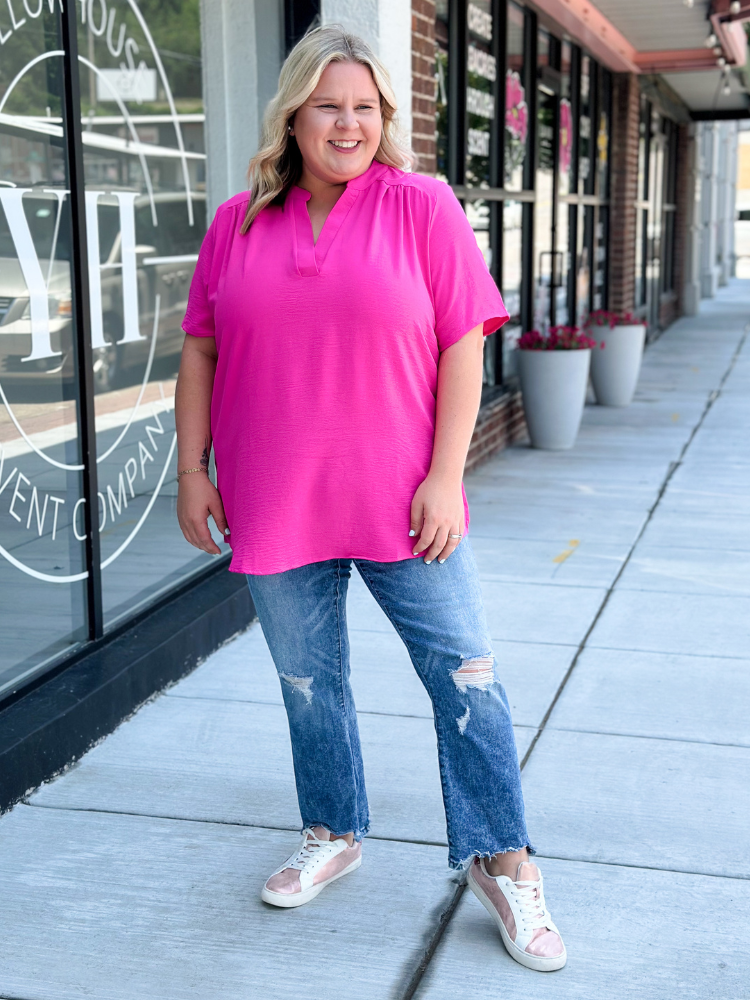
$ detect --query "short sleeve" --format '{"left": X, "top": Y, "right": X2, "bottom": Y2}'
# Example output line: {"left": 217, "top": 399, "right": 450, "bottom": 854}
{"left": 182, "top": 215, "right": 218, "bottom": 337}
{"left": 428, "top": 181, "right": 509, "bottom": 352}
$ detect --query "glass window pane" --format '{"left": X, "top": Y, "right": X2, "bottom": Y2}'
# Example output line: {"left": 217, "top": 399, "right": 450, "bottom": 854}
{"left": 578, "top": 55, "right": 592, "bottom": 196}
{"left": 593, "top": 206, "right": 608, "bottom": 311}
{"left": 556, "top": 42, "right": 573, "bottom": 325}
{"left": 576, "top": 204, "right": 594, "bottom": 326}
{"left": 502, "top": 200, "right": 523, "bottom": 377}
{"left": 0, "top": 6, "right": 88, "bottom": 697}
{"left": 558, "top": 41, "right": 573, "bottom": 199}
{"left": 73, "top": 0, "right": 215, "bottom": 627}
{"left": 466, "top": 0, "right": 496, "bottom": 189}
{"left": 504, "top": 2, "right": 526, "bottom": 191}
{"left": 435, "top": 4, "right": 449, "bottom": 183}
{"left": 597, "top": 68, "right": 611, "bottom": 200}
{"left": 534, "top": 72, "right": 555, "bottom": 331}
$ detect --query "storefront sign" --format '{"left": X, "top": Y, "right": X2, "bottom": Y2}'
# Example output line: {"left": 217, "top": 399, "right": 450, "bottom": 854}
{"left": 467, "top": 3, "right": 492, "bottom": 42}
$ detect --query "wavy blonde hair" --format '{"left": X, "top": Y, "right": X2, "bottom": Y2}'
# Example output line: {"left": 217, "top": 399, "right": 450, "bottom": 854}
{"left": 240, "top": 24, "right": 416, "bottom": 234}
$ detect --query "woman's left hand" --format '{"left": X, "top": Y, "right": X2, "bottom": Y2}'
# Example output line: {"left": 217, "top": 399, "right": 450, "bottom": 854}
{"left": 409, "top": 472, "right": 465, "bottom": 564}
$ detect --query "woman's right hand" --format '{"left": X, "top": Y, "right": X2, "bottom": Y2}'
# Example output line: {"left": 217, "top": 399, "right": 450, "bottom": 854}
{"left": 177, "top": 473, "right": 229, "bottom": 555}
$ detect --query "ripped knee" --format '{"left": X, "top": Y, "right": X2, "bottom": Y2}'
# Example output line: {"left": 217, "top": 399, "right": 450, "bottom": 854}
{"left": 451, "top": 654, "right": 495, "bottom": 693}
{"left": 280, "top": 673, "right": 314, "bottom": 704}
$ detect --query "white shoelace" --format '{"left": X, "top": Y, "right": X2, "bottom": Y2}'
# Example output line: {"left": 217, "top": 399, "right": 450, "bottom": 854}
{"left": 511, "top": 879, "right": 552, "bottom": 932}
{"left": 286, "top": 829, "right": 339, "bottom": 872}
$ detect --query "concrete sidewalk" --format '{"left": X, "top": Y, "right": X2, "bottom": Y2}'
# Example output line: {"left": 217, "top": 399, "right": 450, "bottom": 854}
{"left": 2, "top": 282, "right": 749, "bottom": 999}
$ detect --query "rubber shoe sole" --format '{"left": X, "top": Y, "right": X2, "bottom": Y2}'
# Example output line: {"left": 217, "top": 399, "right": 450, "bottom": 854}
{"left": 261, "top": 855, "right": 362, "bottom": 908}
{"left": 467, "top": 867, "right": 567, "bottom": 972}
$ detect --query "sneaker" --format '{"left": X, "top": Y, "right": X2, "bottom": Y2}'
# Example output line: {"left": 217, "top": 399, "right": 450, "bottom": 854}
{"left": 261, "top": 827, "right": 362, "bottom": 908}
{"left": 467, "top": 858, "right": 567, "bottom": 972}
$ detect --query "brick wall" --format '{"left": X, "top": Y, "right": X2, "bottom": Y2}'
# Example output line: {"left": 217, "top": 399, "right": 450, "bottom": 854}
{"left": 465, "top": 385, "right": 527, "bottom": 473}
{"left": 609, "top": 73, "right": 640, "bottom": 316}
{"left": 412, "top": 0, "right": 436, "bottom": 175}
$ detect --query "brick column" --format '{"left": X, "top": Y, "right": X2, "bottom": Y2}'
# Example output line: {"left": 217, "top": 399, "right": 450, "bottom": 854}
{"left": 412, "top": 0, "right": 436, "bottom": 176}
{"left": 608, "top": 73, "right": 640, "bottom": 316}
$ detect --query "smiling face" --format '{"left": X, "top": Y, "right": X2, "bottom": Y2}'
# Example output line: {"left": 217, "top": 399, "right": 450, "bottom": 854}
{"left": 291, "top": 60, "right": 383, "bottom": 187}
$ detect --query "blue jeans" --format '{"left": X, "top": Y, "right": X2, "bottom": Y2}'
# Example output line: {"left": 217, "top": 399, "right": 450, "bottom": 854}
{"left": 246, "top": 538, "right": 533, "bottom": 869}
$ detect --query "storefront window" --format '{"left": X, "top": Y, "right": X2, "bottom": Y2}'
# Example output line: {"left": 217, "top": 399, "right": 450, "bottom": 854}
{"left": 504, "top": 2, "right": 526, "bottom": 191}
{"left": 593, "top": 209, "right": 608, "bottom": 311}
{"left": 435, "top": 1, "right": 449, "bottom": 183}
{"left": 466, "top": 0, "right": 495, "bottom": 188}
{"left": 534, "top": 30, "right": 554, "bottom": 331}
{"left": 73, "top": 0, "right": 213, "bottom": 625}
{"left": 0, "top": 0, "right": 215, "bottom": 697}
{"left": 578, "top": 54, "right": 592, "bottom": 196}
{"left": 576, "top": 205, "right": 593, "bottom": 326}
{"left": 597, "top": 68, "right": 611, "bottom": 199}
{"left": 502, "top": 199, "right": 523, "bottom": 376}
{"left": 0, "top": 4, "right": 88, "bottom": 696}
{"left": 556, "top": 40, "right": 573, "bottom": 325}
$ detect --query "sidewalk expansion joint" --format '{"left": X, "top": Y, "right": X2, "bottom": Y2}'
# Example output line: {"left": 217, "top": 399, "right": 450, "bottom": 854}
{"left": 518, "top": 321, "right": 749, "bottom": 774}
{"left": 398, "top": 880, "right": 467, "bottom": 1000}
{"left": 21, "top": 802, "right": 451, "bottom": 848}
{"left": 543, "top": 725, "right": 750, "bottom": 750}
{"left": 392, "top": 321, "right": 750, "bottom": 999}
{"left": 531, "top": 853, "right": 750, "bottom": 881}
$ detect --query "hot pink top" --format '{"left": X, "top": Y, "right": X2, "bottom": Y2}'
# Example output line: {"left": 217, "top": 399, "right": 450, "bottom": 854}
{"left": 183, "top": 160, "right": 508, "bottom": 574}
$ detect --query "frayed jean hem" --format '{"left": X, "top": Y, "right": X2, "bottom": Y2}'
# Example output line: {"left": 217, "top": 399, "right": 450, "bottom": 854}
{"left": 450, "top": 842, "right": 537, "bottom": 872}
{"left": 302, "top": 821, "right": 370, "bottom": 844}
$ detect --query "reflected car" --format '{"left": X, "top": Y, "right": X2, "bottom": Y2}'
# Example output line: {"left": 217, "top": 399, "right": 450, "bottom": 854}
{"left": 0, "top": 188, "right": 206, "bottom": 393}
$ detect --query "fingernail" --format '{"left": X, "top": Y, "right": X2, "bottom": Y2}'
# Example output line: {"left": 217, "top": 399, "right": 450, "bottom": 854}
{"left": 409, "top": 530, "right": 416, "bottom": 537}
{"left": 438, "top": 558, "right": 445, "bottom": 564}
{"left": 224, "top": 528, "right": 231, "bottom": 535}
{"left": 425, "top": 559, "right": 431, "bottom": 564}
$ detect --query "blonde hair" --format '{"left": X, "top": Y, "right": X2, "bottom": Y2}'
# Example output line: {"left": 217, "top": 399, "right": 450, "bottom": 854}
{"left": 240, "top": 24, "right": 416, "bottom": 234}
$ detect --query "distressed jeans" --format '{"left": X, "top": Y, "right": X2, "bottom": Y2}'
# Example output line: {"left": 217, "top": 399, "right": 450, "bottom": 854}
{"left": 246, "top": 538, "right": 533, "bottom": 869}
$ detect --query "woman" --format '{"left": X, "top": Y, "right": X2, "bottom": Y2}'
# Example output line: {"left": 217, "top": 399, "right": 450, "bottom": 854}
{"left": 176, "top": 25, "right": 565, "bottom": 973}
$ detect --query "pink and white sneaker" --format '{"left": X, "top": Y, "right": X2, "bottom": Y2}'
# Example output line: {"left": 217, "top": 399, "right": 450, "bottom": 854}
{"left": 467, "top": 858, "right": 567, "bottom": 972}
{"left": 261, "top": 828, "right": 362, "bottom": 908}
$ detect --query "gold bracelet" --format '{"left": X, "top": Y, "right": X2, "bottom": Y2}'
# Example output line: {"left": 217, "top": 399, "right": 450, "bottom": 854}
{"left": 176, "top": 467, "right": 208, "bottom": 482}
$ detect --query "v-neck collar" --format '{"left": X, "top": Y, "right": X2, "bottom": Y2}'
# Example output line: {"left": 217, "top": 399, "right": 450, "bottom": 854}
{"left": 288, "top": 160, "right": 389, "bottom": 277}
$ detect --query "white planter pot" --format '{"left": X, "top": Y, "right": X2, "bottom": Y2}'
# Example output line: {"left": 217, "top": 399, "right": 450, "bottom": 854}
{"left": 517, "top": 348, "right": 591, "bottom": 450}
{"left": 588, "top": 323, "right": 646, "bottom": 407}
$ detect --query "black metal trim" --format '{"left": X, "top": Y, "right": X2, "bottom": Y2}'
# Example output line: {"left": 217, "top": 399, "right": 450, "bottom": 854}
{"left": 284, "top": 0, "right": 320, "bottom": 53}
{"left": 60, "top": 0, "right": 103, "bottom": 639}
{"left": 691, "top": 108, "right": 750, "bottom": 121}
{"left": 448, "top": 0, "right": 467, "bottom": 185}
{"left": 0, "top": 554, "right": 232, "bottom": 711}
{"left": 0, "top": 564, "right": 255, "bottom": 814}
{"left": 490, "top": 0, "right": 506, "bottom": 191}
{"left": 520, "top": 7, "right": 537, "bottom": 332}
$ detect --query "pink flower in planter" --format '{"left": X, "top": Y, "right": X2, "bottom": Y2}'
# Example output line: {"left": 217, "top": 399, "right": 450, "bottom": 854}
{"left": 517, "top": 326, "right": 596, "bottom": 350}
{"left": 559, "top": 98, "right": 572, "bottom": 175}
{"left": 505, "top": 70, "right": 528, "bottom": 144}
{"left": 587, "top": 309, "right": 615, "bottom": 328}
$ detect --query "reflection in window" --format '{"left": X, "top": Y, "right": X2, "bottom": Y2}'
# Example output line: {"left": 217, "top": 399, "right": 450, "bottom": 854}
{"left": 435, "top": 2, "right": 449, "bottom": 183}
{"left": 0, "top": 7, "right": 87, "bottom": 697}
{"left": 597, "top": 69, "right": 611, "bottom": 200}
{"left": 556, "top": 41, "right": 573, "bottom": 326}
{"left": 504, "top": 2, "right": 526, "bottom": 190}
{"left": 466, "top": 0, "right": 495, "bottom": 189}
{"left": 72, "top": 0, "right": 216, "bottom": 627}
{"left": 502, "top": 200, "right": 523, "bottom": 377}
{"left": 579, "top": 55, "right": 592, "bottom": 196}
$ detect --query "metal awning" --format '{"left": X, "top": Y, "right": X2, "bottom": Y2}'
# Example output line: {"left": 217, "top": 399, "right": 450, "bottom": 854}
{"left": 532, "top": 0, "right": 750, "bottom": 117}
